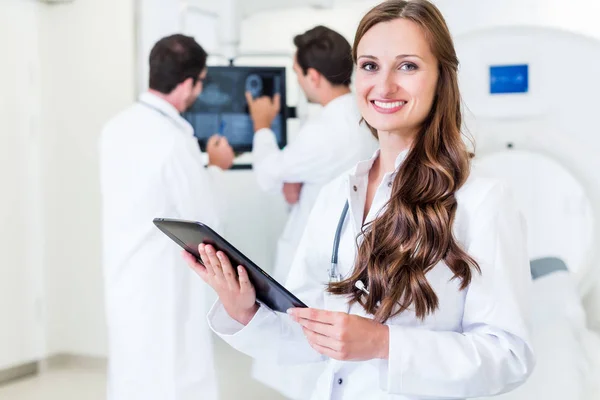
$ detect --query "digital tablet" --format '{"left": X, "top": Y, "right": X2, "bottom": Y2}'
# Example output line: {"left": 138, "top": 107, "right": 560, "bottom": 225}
{"left": 153, "top": 218, "right": 307, "bottom": 312}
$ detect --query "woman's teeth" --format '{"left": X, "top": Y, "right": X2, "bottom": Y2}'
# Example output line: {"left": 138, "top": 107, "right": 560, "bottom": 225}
{"left": 373, "top": 100, "right": 406, "bottom": 109}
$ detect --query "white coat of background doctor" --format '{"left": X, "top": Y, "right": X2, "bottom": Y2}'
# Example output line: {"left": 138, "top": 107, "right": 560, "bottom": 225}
{"left": 99, "top": 34, "right": 234, "bottom": 400}
{"left": 245, "top": 26, "right": 378, "bottom": 399}
{"left": 183, "top": 1, "right": 535, "bottom": 399}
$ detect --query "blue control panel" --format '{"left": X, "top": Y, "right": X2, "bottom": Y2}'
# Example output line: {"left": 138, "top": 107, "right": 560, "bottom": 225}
{"left": 489, "top": 64, "right": 528, "bottom": 94}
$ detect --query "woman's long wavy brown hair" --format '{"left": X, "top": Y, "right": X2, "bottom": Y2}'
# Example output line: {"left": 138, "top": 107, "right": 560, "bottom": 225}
{"left": 328, "top": 0, "right": 479, "bottom": 323}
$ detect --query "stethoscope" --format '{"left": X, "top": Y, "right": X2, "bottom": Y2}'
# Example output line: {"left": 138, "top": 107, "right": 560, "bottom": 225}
{"left": 329, "top": 200, "right": 371, "bottom": 297}
{"left": 139, "top": 101, "right": 187, "bottom": 132}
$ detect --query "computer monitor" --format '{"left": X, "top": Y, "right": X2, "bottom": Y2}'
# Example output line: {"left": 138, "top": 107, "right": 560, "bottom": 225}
{"left": 183, "top": 66, "right": 288, "bottom": 153}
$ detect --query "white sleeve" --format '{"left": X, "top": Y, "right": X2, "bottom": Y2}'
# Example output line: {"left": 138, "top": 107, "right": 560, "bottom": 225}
{"left": 163, "top": 140, "right": 221, "bottom": 231}
{"left": 252, "top": 121, "right": 357, "bottom": 193}
{"left": 380, "top": 183, "right": 535, "bottom": 398}
{"left": 207, "top": 185, "right": 336, "bottom": 365}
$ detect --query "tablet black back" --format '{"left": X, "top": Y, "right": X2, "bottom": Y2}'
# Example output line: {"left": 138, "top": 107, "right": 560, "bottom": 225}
{"left": 153, "top": 218, "right": 307, "bottom": 312}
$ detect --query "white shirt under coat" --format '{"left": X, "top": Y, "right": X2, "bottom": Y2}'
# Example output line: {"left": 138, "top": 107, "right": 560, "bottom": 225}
{"left": 208, "top": 150, "right": 535, "bottom": 400}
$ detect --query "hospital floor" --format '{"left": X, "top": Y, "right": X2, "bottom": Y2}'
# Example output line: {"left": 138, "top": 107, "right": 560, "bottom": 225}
{"left": 0, "top": 335, "right": 286, "bottom": 400}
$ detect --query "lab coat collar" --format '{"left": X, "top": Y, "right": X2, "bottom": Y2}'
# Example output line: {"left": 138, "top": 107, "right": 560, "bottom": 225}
{"left": 138, "top": 92, "right": 194, "bottom": 136}
{"left": 393, "top": 148, "right": 410, "bottom": 170}
{"left": 345, "top": 148, "right": 409, "bottom": 236}
{"left": 349, "top": 148, "right": 410, "bottom": 179}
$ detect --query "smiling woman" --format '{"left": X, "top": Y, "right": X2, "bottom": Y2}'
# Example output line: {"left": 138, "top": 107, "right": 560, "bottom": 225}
{"left": 354, "top": 20, "right": 439, "bottom": 135}
{"left": 328, "top": 0, "right": 475, "bottom": 323}
{"left": 187, "top": 1, "right": 536, "bottom": 399}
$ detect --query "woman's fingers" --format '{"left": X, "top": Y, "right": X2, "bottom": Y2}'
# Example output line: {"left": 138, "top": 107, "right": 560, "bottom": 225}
{"left": 217, "top": 251, "right": 239, "bottom": 291}
{"left": 302, "top": 327, "right": 340, "bottom": 351}
{"left": 204, "top": 245, "right": 225, "bottom": 280}
{"left": 197, "top": 244, "right": 241, "bottom": 293}
{"left": 296, "top": 316, "right": 337, "bottom": 338}
{"left": 305, "top": 338, "right": 339, "bottom": 359}
{"left": 183, "top": 250, "right": 210, "bottom": 282}
{"left": 238, "top": 266, "right": 254, "bottom": 295}
{"left": 288, "top": 308, "right": 339, "bottom": 324}
{"left": 197, "top": 244, "right": 216, "bottom": 276}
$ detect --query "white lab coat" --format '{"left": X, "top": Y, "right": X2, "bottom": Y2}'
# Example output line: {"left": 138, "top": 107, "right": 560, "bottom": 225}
{"left": 100, "top": 92, "right": 221, "bottom": 400}
{"left": 251, "top": 93, "right": 378, "bottom": 398}
{"left": 208, "top": 150, "right": 535, "bottom": 400}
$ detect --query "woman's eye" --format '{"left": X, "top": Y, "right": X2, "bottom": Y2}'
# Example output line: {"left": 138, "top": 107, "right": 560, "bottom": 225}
{"left": 400, "top": 63, "right": 418, "bottom": 72}
{"left": 361, "top": 62, "right": 378, "bottom": 72}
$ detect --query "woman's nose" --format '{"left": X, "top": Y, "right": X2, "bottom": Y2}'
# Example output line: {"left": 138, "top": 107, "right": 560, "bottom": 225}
{"left": 375, "top": 70, "right": 399, "bottom": 97}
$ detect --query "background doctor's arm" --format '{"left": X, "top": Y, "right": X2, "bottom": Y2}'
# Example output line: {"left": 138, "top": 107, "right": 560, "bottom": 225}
{"left": 246, "top": 92, "right": 348, "bottom": 197}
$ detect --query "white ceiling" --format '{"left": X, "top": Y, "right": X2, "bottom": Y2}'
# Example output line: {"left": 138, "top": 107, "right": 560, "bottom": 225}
{"left": 186, "top": 0, "right": 365, "bottom": 18}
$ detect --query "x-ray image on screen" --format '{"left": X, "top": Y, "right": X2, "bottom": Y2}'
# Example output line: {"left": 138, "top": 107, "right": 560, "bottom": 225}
{"left": 183, "top": 66, "right": 288, "bottom": 153}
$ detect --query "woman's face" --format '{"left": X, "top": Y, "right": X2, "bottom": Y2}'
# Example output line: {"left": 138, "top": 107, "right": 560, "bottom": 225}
{"left": 355, "top": 18, "right": 439, "bottom": 137}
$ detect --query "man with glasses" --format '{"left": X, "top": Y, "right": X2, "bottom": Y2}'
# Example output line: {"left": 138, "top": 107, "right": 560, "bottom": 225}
{"left": 100, "top": 34, "right": 233, "bottom": 400}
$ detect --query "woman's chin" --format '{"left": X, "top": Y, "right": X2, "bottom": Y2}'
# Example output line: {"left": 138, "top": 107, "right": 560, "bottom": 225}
{"left": 367, "top": 123, "right": 400, "bottom": 134}
{"left": 362, "top": 115, "right": 400, "bottom": 131}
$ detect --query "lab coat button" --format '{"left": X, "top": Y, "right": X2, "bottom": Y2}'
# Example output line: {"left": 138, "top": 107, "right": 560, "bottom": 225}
{"left": 353, "top": 185, "right": 357, "bottom": 192}
{"left": 338, "top": 378, "right": 343, "bottom": 385}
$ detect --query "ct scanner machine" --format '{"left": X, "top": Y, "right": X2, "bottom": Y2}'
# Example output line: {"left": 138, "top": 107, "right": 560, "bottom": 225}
{"left": 453, "top": 15, "right": 600, "bottom": 400}
{"left": 140, "top": 0, "right": 600, "bottom": 398}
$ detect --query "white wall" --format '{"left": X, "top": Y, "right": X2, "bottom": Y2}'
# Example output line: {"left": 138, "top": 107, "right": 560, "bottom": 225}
{"left": 37, "top": 0, "right": 136, "bottom": 357}
{"left": 0, "top": 0, "right": 46, "bottom": 370}
{"left": 239, "top": 0, "right": 600, "bottom": 51}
